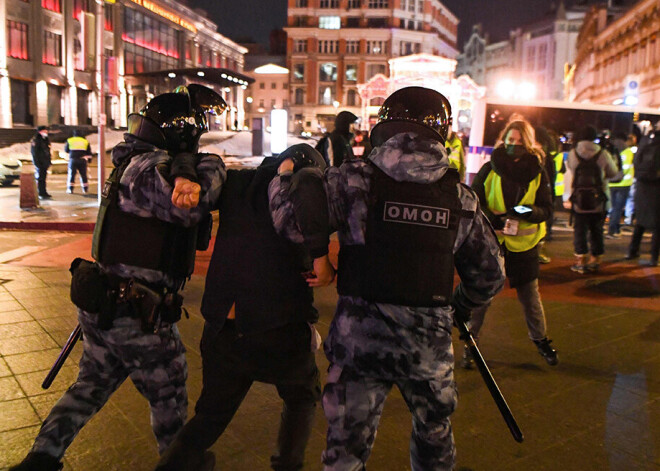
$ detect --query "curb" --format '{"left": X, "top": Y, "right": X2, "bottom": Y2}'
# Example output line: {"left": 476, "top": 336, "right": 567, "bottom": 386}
{"left": 0, "top": 221, "right": 95, "bottom": 232}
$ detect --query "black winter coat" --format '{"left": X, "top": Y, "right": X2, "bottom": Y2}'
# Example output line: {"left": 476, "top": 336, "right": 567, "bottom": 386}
{"left": 471, "top": 146, "right": 553, "bottom": 287}
{"left": 31, "top": 133, "right": 51, "bottom": 169}
{"left": 633, "top": 136, "right": 660, "bottom": 229}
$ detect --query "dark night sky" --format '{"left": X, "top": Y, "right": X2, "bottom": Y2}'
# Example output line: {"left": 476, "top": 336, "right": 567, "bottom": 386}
{"left": 187, "top": 0, "right": 592, "bottom": 50}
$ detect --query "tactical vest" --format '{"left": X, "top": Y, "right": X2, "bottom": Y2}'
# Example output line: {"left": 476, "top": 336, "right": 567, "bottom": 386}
{"left": 337, "top": 165, "right": 463, "bottom": 307}
{"left": 91, "top": 156, "right": 199, "bottom": 282}
{"left": 200, "top": 164, "right": 316, "bottom": 332}
{"left": 484, "top": 170, "right": 546, "bottom": 252}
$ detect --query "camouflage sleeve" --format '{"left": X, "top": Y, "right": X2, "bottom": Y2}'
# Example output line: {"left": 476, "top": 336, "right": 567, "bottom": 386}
{"left": 268, "top": 172, "right": 304, "bottom": 243}
{"left": 452, "top": 184, "right": 506, "bottom": 313}
{"left": 118, "top": 151, "right": 226, "bottom": 227}
{"left": 324, "top": 166, "right": 347, "bottom": 233}
{"left": 268, "top": 169, "right": 330, "bottom": 256}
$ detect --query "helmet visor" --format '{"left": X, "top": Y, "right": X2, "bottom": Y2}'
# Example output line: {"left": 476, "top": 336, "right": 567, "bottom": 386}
{"left": 140, "top": 93, "right": 192, "bottom": 128}
{"left": 188, "top": 84, "right": 228, "bottom": 115}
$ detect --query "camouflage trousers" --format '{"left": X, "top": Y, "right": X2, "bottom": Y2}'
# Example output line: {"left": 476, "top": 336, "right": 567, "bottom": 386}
{"left": 31, "top": 308, "right": 188, "bottom": 459}
{"left": 321, "top": 363, "right": 457, "bottom": 471}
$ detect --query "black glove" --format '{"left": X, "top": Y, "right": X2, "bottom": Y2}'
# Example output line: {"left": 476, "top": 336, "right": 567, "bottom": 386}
{"left": 490, "top": 215, "right": 506, "bottom": 230}
{"left": 170, "top": 152, "right": 198, "bottom": 183}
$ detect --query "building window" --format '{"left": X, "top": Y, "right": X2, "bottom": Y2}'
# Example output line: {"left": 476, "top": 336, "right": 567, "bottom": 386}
{"left": 318, "top": 85, "right": 336, "bottom": 105}
{"left": 259, "top": 82, "right": 265, "bottom": 89}
{"left": 345, "top": 64, "right": 357, "bottom": 82}
{"left": 294, "top": 39, "right": 307, "bottom": 53}
{"left": 295, "top": 0, "right": 307, "bottom": 6}
{"left": 319, "top": 16, "right": 341, "bottom": 29}
{"left": 347, "top": 89, "right": 358, "bottom": 106}
{"left": 525, "top": 46, "right": 535, "bottom": 72}
{"left": 43, "top": 31, "right": 62, "bottom": 66}
{"left": 346, "top": 17, "right": 360, "bottom": 27}
{"left": 283, "top": 99, "right": 289, "bottom": 107}
{"left": 104, "top": 6, "right": 114, "bottom": 31}
{"left": 346, "top": 41, "right": 359, "bottom": 54}
{"left": 123, "top": 7, "right": 180, "bottom": 74}
{"left": 348, "top": 0, "right": 361, "bottom": 7}
{"left": 366, "top": 63, "right": 386, "bottom": 78}
{"left": 320, "top": 0, "right": 339, "bottom": 7}
{"left": 42, "top": 0, "right": 61, "bottom": 13}
{"left": 259, "top": 99, "right": 265, "bottom": 108}
{"left": 399, "top": 41, "right": 419, "bottom": 56}
{"left": 366, "top": 17, "right": 387, "bottom": 28}
{"left": 537, "top": 43, "right": 547, "bottom": 70}
{"left": 271, "top": 99, "right": 277, "bottom": 108}
{"left": 294, "top": 88, "right": 304, "bottom": 105}
{"left": 283, "top": 82, "right": 288, "bottom": 89}
{"left": 271, "top": 82, "right": 277, "bottom": 89}
{"left": 72, "top": 0, "right": 92, "bottom": 20}
{"left": 318, "top": 40, "right": 338, "bottom": 54}
{"left": 7, "top": 21, "right": 29, "bottom": 60}
{"left": 368, "top": 0, "right": 388, "bottom": 7}
{"left": 293, "top": 63, "right": 305, "bottom": 82}
{"left": 367, "top": 41, "right": 386, "bottom": 54}
{"left": 319, "top": 62, "right": 337, "bottom": 82}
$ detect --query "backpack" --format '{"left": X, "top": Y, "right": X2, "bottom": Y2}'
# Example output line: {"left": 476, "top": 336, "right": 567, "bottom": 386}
{"left": 571, "top": 149, "right": 606, "bottom": 213}
{"left": 634, "top": 141, "right": 660, "bottom": 182}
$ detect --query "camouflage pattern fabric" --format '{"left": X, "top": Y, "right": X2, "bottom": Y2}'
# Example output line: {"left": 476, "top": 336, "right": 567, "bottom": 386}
{"left": 31, "top": 308, "right": 187, "bottom": 458}
{"left": 25, "top": 140, "right": 225, "bottom": 462}
{"left": 270, "top": 132, "right": 506, "bottom": 470}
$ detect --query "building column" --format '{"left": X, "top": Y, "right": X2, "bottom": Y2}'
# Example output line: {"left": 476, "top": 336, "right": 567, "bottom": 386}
{"left": 64, "top": 0, "right": 77, "bottom": 124}
{"left": 0, "top": 0, "right": 12, "bottom": 127}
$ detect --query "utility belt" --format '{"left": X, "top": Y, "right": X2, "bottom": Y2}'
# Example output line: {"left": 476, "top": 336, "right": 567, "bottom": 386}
{"left": 69, "top": 258, "right": 185, "bottom": 333}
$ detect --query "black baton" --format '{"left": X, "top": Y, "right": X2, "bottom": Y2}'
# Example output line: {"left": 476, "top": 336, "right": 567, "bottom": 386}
{"left": 456, "top": 317, "right": 524, "bottom": 443}
{"left": 42, "top": 324, "right": 82, "bottom": 390}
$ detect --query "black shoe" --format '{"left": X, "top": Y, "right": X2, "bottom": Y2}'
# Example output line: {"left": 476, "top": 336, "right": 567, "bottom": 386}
{"left": 534, "top": 338, "right": 558, "bottom": 366}
{"left": 10, "top": 452, "right": 63, "bottom": 471}
{"left": 461, "top": 345, "right": 475, "bottom": 370}
{"left": 38, "top": 193, "right": 52, "bottom": 199}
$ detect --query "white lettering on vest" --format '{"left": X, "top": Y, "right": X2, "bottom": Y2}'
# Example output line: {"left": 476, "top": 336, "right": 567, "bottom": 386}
{"left": 383, "top": 201, "right": 451, "bottom": 229}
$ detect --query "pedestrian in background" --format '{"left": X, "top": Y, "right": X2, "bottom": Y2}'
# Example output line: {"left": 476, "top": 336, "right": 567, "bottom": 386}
{"left": 64, "top": 130, "right": 93, "bottom": 194}
{"left": 30, "top": 125, "right": 52, "bottom": 199}
{"left": 272, "top": 86, "right": 506, "bottom": 471}
{"left": 315, "top": 110, "right": 359, "bottom": 167}
{"left": 626, "top": 123, "right": 660, "bottom": 266}
{"left": 607, "top": 132, "right": 636, "bottom": 238}
{"left": 446, "top": 128, "right": 466, "bottom": 182}
{"left": 469, "top": 117, "right": 558, "bottom": 367}
{"left": 563, "top": 125, "right": 621, "bottom": 273}
{"left": 155, "top": 144, "right": 333, "bottom": 471}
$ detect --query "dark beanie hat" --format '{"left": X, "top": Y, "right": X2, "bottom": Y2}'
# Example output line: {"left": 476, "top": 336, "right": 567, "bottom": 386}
{"left": 36, "top": 125, "right": 48, "bottom": 132}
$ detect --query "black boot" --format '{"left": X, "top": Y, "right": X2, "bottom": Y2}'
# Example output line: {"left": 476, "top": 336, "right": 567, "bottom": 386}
{"left": 155, "top": 438, "right": 213, "bottom": 471}
{"left": 534, "top": 338, "right": 558, "bottom": 366}
{"left": 10, "top": 452, "right": 63, "bottom": 471}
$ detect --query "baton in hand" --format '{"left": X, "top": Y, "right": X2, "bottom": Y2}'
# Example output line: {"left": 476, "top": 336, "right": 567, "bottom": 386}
{"left": 42, "top": 324, "right": 82, "bottom": 390}
{"left": 455, "top": 312, "right": 524, "bottom": 443}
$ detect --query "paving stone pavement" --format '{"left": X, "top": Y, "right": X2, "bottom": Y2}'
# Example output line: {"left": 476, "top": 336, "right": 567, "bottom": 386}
{"left": 0, "top": 222, "right": 658, "bottom": 470}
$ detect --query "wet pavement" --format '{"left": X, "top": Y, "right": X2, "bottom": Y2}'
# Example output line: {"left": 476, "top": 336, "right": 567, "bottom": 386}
{"left": 0, "top": 179, "right": 658, "bottom": 470}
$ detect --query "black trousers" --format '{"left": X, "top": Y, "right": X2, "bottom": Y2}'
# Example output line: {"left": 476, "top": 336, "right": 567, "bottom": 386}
{"left": 35, "top": 166, "right": 48, "bottom": 196}
{"left": 158, "top": 320, "right": 321, "bottom": 471}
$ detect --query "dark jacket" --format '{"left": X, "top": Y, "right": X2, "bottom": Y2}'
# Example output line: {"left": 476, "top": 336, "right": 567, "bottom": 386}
{"left": 31, "top": 133, "right": 51, "bottom": 169}
{"left": 633, "top": 135, "right": 660, "bottom": 229}
{"left": 200, "top": 158, "right": 319, "bottom": 334}
{"left": 471, "top": 146, "right": 553, "bottom": 287}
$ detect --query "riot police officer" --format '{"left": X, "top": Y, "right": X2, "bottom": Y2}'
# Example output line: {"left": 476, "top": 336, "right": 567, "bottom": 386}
{"left": 271, "top": 87, "right": 506, "bottom": 470}
{"left": 10, "top": 84, "right": 227, "bottom": 471}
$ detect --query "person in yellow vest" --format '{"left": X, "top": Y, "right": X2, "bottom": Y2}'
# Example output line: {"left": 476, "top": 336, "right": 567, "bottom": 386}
{"left": 64, "top": 130, "right": 93, "bottom": 194}
{"left": 467, "top": 117, "right": 558, "bottom": 367}
{"left": 445, "top": 129, "right": 465, "bottom": 181}
{"left": 607, "top": 133, "right": 636, "bottom": 238}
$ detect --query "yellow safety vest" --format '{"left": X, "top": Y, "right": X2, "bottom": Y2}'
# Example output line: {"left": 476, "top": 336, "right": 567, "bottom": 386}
{"left": 554, "top": 151, "right": 566, "bottom": 197}
{"left": 609, "top": 147, "right": 635, "bottom": 188}
{"left": 66, "top": 136, "right": 89, "bottom": 151}
{"left": 446, "top": 135, "right": 465, "bottom": 180}
{"left": 484, "top": 170, "right": 546, "bottom": 252}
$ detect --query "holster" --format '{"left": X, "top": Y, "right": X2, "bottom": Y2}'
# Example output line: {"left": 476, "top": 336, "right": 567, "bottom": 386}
{"left": 69, "top": 258, "right": 116, "bottom": 329}
{"left": 120, "top": 280, "right": 183, "bottom": 333}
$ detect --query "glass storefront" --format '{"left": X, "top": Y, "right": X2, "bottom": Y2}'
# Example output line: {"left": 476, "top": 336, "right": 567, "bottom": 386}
{"left": 123, "top": 7, "right": 180, "bottom": 74}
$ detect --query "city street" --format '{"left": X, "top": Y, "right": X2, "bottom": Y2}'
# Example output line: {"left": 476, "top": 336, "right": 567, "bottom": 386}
{"left": 0, "top": 210, "right": 658, "bottom": 470}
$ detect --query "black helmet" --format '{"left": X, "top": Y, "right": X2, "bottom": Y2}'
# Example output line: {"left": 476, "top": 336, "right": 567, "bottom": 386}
{"left": 127, "top": 84, "right": 227, "bottom": 153}
{"left": 278, "top": 143, "right": 327, "bottom": 172}
{"left": 370, "top": 86, "right": 452, "bottom": 147}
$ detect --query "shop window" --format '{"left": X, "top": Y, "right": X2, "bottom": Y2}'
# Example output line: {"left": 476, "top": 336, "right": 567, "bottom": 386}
{"left": 43, "top": 31, "right": 62, "bottom": 66}
{"left": 7, "top": 21, "right": 29, "bottom": 60}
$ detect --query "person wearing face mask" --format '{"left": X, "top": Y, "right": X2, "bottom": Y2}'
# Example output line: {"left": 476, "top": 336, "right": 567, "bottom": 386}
{"left": 467, "top": 117, "right": 558, "bottom": 368}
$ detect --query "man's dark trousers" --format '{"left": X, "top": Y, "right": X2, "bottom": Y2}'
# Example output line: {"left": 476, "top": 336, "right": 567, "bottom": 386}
{"left": 35, "top": 166, "right": 48, "bottom": 196}
{"left": 165, "top": 320, "right": 320, "bottom": 471}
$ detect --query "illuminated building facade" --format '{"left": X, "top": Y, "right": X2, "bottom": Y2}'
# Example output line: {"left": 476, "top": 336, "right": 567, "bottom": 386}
{"left": 0, "top": 0, "right": 250, "bottom": 130}
{"left": 285, "top": 0, "right": 459, "bottom": 133}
